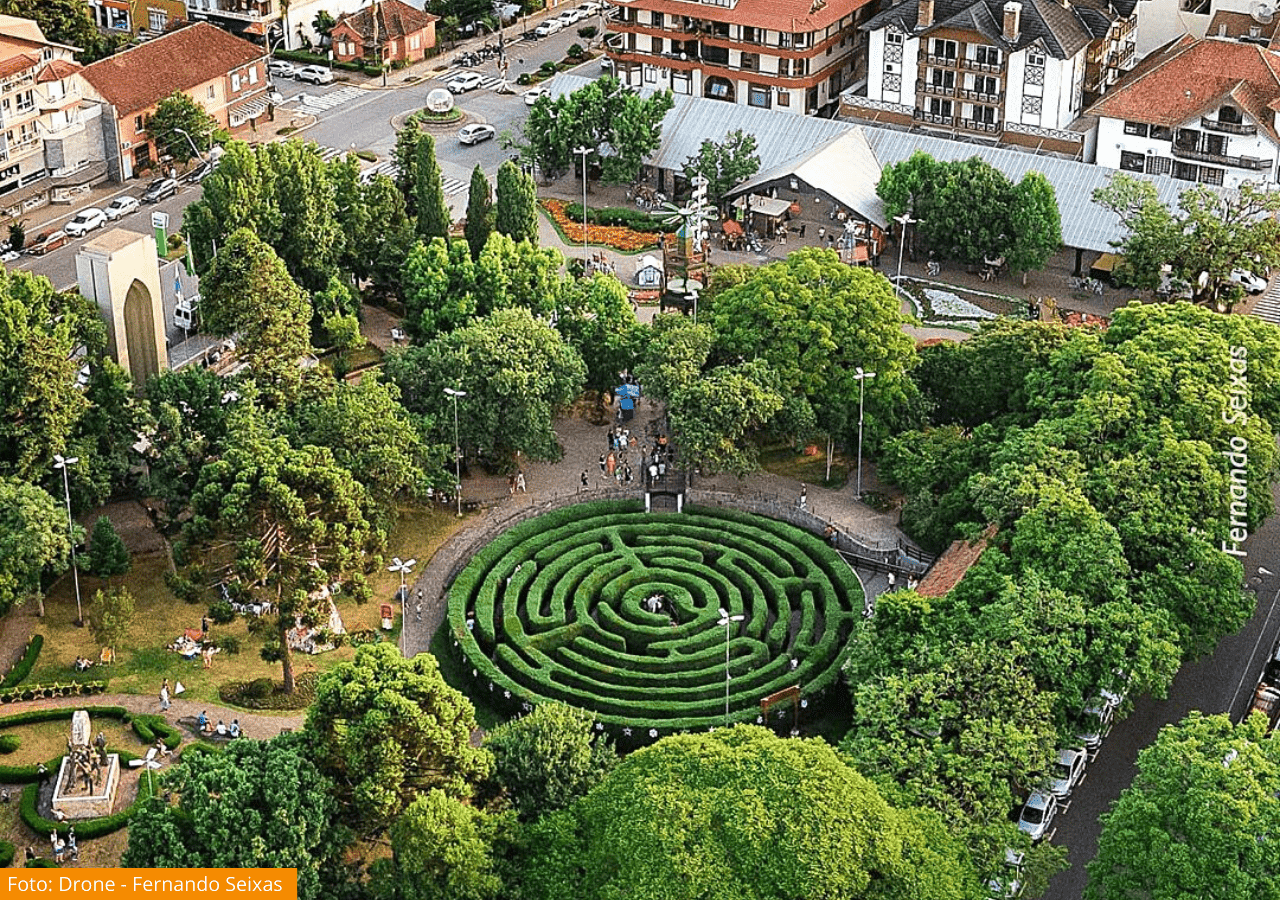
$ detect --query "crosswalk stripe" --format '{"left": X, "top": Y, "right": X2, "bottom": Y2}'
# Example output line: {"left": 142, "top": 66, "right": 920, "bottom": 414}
{"left": 295, "top": 85, "right": 367, "bottom": 112}
{"left": 1253, "top": 284, "right": 1280, "bottom": 325}
{"left": 442, "top": 177, "right": 468, "bottom": 195}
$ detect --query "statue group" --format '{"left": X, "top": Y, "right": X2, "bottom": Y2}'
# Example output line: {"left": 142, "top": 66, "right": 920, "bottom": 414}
{"left": 65, "top": 711, "right": 107, "bottom": 796}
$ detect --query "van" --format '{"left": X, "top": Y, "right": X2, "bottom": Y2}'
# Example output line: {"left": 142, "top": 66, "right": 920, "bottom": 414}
{"left": 174, "top": 298, "right": 199, "bottom": 333}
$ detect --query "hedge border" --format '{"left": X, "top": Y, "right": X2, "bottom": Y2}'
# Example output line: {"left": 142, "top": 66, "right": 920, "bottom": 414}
{"left": 1, "top": 635, "right": 42, "bottom": 689}
{"left": 20, "top": 749, "right": 153, "bottom": 841}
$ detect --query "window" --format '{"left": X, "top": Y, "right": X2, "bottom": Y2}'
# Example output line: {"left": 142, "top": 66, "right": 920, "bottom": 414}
{"left": 1123, "top": 121, "right": 1149, "bottom": 137}
{"left": 149, "top": 9, "right": 168, "bottom": 31}
{"left": 651, "top": 12, "right": 663, "bottom": 27}
{"left": 1199, "top": 166, "right": 1224, "bottom": 185}
{"left": 1150, "top": 125, "right": 1173, "bottom": 141}
{"left": 644, "top": 65, "right": 657, "bottom": 83}
{"left": 972, "top": 104, "right": 996, "bottom": 124}
{"left": 410, "top": 35, "right": 420, "bottom": 51}
{"left": 207, "top": 85, "right": 215, "bottom": 99}
{"left": 672, "top": 70, "right": 692, "bottom": 95}
{"left": 1120, "top": 150, "right": 1145, "bottom": 172}
{"left": 748, "top": 84, "right": 771, "bottom": 108}
{"left": 231, "top": 73, "right": 241, "bottom": 91}
{"left": 886, "top": 30, "right": 904, "bottom": 45}
{"left": 1145, "top": 155, "right": 1171, "bottom": 176}
{"left": 973, "top": 45, "right": 1001, "bottom": 66}
{"left": 1219, "top": 105, "right": 1242, "bottom": 124}
{"left": 928, "top": 97, "right": 952, "bottom": 118}
{"left": 741, "top": 52, "right": 758, "bottom": 71}
{"left": 1027, "top": 50, "right": 1045, "bottom": 67}
{"left": 776, "top": 88, "right": 790, "bottom": 107}
{"left": 932, "top": 39, "right": 957, "bottom": 60}
{"left": 743, "top": 26, "right": 757, "bottom": 43}
{"left": 931, "top": 69, "right": 954, "bottom": 88}
{"left": 778, "top": 57, "right": 789, "bottom": 77}
{"left": 248, "top": 66, "right": 258, "bottom": 84}
{"left": 972, "top": 75, "right": 997, "bottom": 95}
{"left": 13, "top": 91, "right": 32, "bottom": 112}
{"left": 707, "top": 79, "right": 729, "bottom": 97}
{"left": 134, "top": 115, "right": 144, "bottom": 133}
{"left": 1173, "top": 161, "right": 1199, "bottom": 181}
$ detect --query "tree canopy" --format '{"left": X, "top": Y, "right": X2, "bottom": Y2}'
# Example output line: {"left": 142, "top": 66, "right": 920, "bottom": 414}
{"left": 146, "top": 91, "right": 219, "bottom": 165}
{"left": 681, "top": 129, "right": 760, "bottom": 209}
{"left": 0, "top": 476, "right": 68, "bottom": 616}
{"left": 494, "top": 160, "right": 538, "bottom": 245}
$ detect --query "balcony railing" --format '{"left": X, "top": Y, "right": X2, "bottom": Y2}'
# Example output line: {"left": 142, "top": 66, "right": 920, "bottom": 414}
{"left": 916, "top": 79, "right": 956, "bottom": 98}
{"left": 958, "top": 118, "right": 1001, "bottom": 134}
{"left": 1171, "top": 144, "right": 1273, "bottom": 170}
{"left": 958, "top": 87, "right": 1002, "bottom": 103}
{"left": 959, "top": 58, "right": 1001, "bottom": 73}
{"left": 914, "top": 111, "right": 954, "bottom": 126}
{"left": 924, "top": 53, "right": 958, "bottom": 67}
{"left": 1201, "top": 116, "right": 1257, "bottom": 136}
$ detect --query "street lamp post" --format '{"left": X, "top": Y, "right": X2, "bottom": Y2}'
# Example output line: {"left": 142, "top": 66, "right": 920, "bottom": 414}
{"left": 893, "top": 212, "right": 917, "bottom": 297}
{"left": 853, "top": 367, "right": 876, "bottom": 499}
{"left": 170, "top": 126, "right": 207, "bottom": 164}
{"left": 717, "top": 607, "right": 745, "bottom": 726}
{"left": 444, "top": 388, "right": 467, "bottom": 517}
{"left": 53, "top": 454, "right": 84, "bottom": 626}
{"left": 574, "top": 145, "right": 592, "bottom": 265}
{"left": 387, "top": 556, "right": 417, "bottom": 654}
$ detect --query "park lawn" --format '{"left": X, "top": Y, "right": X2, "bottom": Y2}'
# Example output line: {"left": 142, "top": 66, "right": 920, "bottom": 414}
{"left": 0, "top": 719, "right": 148, "bottom": 765}
{"left": 27, "top": 503, "right": 465, "bottom": 707}
{"left": 758, "top": 442, "right": 850, "bottom": 489}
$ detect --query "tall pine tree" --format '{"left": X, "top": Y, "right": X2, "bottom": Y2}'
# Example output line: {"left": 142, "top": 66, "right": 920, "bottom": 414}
{"left": 414, "top": 134, "right": 450, "bottom": 242}
{"left": 464, "top": 166, "right": 493, "bottom": 261}
{"left": 495, "top": 160, "right": 538, "bottom": 245}
{"left": 393, "top": 127, "right": 421, "bottom": 217}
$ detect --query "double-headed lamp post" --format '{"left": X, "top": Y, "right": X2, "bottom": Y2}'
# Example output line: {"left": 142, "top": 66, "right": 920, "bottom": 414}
{"left": 853, "top": 367, "right": 876, "bottom": 499}
{"left": 53, "top": 454, "right": 84, "bottom": 626}
{"left": 717, "top": 607, "right": 745, "bottom": 727}
{"left": 387, "top": 556, "right": 417, "bottom": 654}
{"left": 574, "top": 145, "right": 593, "bottom": 264}
{"left": 444, "top": 387, "right": 466, "bottom": 517}
{"left": 893, "top": 212, "right": 917, "bottom": 297}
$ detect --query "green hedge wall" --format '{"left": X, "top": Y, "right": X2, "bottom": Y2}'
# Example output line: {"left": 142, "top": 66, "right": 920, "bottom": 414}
{"left": 1, "top": 635, "right": 42, "bottom": 689}
{"left": 447, "top": 502, "right": 861, "bottom": 737}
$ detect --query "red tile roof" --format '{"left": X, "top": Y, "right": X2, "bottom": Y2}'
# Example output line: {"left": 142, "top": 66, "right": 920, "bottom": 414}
{"left": 36, "top": 58, "right": 80, "bottom": 83}
{"left": 334, "top": 0, "right": 437, "bottom": 43}
{"left": 0, "top": 51, "right": 37, "bottom": 80}
{"left": 914, "top": 524, "right": 997, "bottom": 598}
{"left": 1086, "top": 36, "right": 1280, "bottom": 145}
{"left": 612, "top": 0, "right": 871, "bottom": 36}
{"left": 81, "top": 22, "right": 264, "bottom": 116}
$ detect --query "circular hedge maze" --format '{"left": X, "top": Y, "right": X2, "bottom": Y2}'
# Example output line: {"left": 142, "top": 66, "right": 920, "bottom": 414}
{"left": 447, "top": 501, "right": 863, "bottom": 734}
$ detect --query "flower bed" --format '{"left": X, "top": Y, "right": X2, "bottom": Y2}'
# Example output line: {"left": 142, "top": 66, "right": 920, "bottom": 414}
{"left": 542, "top": 199, "right": 659, "bottom": 252}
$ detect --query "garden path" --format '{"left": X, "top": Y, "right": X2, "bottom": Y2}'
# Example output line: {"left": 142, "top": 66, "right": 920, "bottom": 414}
{"left": 0, "top": 694, "right": 303, "bottom": 740}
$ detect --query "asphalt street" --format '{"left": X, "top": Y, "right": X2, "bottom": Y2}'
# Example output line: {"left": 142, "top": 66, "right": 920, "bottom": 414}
{"left": 1042, "top": 479, "right": 1280, "bottom": 900}
{"left": 9, "top": 23, "right": 604, "bottom": 291}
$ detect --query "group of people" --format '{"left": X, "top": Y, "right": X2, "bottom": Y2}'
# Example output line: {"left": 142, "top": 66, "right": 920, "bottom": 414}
{"left": 72, "top": 656, "right": 93, "bottom": 672}
{"left": 600, "top": 426, "right": 639, "bottom": 486}
{"left": 196, "top": 710, "right": 241, "bottom": 739}
{"left": 41, "top": 827, "right": 77, "bottom": 864}
{"left": 506, "top": 471, "right": 528, "bottom": 495}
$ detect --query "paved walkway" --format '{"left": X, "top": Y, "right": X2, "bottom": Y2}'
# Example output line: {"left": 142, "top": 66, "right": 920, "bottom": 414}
{"left": 0, "top": 693, "right": 303, "bottom": 741}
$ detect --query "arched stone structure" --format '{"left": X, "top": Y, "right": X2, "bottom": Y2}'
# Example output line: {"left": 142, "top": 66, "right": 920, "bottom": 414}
{"left": 75, "top": 230, "right": 168, "bottom": 386}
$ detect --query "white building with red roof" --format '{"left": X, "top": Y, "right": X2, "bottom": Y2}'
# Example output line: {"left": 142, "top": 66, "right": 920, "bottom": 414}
{"left": 606, "top": 0, "right": 879, "bottom": 115}
{"left": 1088, "top": 35, "right": 1280, "bottom": 188}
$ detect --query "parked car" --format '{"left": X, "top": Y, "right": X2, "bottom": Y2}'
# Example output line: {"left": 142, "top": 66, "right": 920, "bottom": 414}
{"left": 103, "top": 195, "right": 140, "bottom": 220}
{"left": 987, "top": 848, "right": 1025, "bottom": 899}
{"left": 447, "top": 72, "right": 484, "bottom": 93}
{"left": 25, "top": 229, "right": 68, "bottom": 255}
{"left": 1016, "top": 790, "right": 1057, "bottom": 842}
{"left": 267, "top": 59, "right": 298, "bottom": 78}
{"left": 557, "top": 8, "right": 583, "bottom": 24}
{"left": 524, "top": 86, "right": 550, "bottom": 105}
{"left": 577, "top": 1, "right": 603, "bottom": 14}
{"left": 458, "top": 123, "right": 496, "bottom": 145}
{"left": 1048, "top": 747, "right": 1088, "bottom": 798}
{"left": 64, "top": 207, "right": 107, "bottom": 237}
{"left": 1075, "top": 697, "right": 1116, "bottom": 751}
{"left": 296, "top": 65, "right": 334, "bottom": 85}
{"left": 533, "top": 18, "right": 563, "bottom": 36}
{"left": 1230, "top": 268, "right": 1268, "bottom": 294}
{"left": 142, "top": 178, "right": 179, "bottom": 203}
{"left": 0, "top": 249, "right": 18, "bottom": 263}
{"left": 185, "top": 160, "right": 214, "bottom": 184}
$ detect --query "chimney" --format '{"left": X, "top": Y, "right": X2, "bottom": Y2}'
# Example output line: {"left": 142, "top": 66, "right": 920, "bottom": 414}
{"left": 918, "top": 0, "right": 934, "bottom": 29}
{"left": 1003, "top": 1, "right": 1022, "bottom": 43}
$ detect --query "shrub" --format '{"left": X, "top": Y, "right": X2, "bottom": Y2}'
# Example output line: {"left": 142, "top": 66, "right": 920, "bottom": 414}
{"left": 516, "top": 73, "right": 532, "bottom": 86}
{"left": 20, "top": 763, "right": 155, "bottom": 840}
{"left": 0, "top": 681, "right": 107, "bottom": 705}
{"left": 214, "top": 635, "right": 241, "bottom": 655}
{"left": 131, "top": 714, "right": 182, "bottom": 747}
{"left": 539, "top": 61, "right": 557, "bottom": 76}
{"left": 25, "top": 858, "right": 56, "bottom": 868}
{"left": 164, "top": 571, "right": 203, "bottom": 604}
{"left": 567, "top": 43, "right": 585, "bottom": 59}
{"left": 208, "top": 599, "right": 235, "bottom": 625}
{"left": 246, "top": 678, "right": 274, "bottom": 700}
{"left": 0, "top": 734, "right": 19, "bottom": 754}
{"left": 218, "top": 671, "right": 319, "bottom": 710}
{"left": 0, "top": 841, "right": 14, "bottom": 867}
{"left": 87, "top": 516, "right": 130, "bottom": 578}
{"left": 578, "top": 25, "right": 598, "bottom": 38}
{"left": 1, "top": 635, "right": 42, "bottom": 689}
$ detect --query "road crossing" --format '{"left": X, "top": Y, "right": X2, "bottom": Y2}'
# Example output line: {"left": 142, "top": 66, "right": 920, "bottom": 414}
{"left": 427, "top": 71, "right": 509, "bottom": 92}
{"left": 292, "top": 85, "right": 367, "bottom": 113}
{"left": 1252, "top": 279, "right": 1280, "bottom": 326}
{"left": 356, "top": 159, "right": 469, "bottom": 197}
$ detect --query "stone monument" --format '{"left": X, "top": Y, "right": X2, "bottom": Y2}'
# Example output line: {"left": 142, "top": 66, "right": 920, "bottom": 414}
{"left": 51, "top": 709, "right": 120, "bottom": 819}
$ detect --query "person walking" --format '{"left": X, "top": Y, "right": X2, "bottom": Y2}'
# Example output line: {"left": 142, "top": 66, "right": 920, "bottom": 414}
{"left": 415, "top": 599, "right": 422, "bottom": 621}
{"left": 798, "top": 485, "right": 808, "bottom": 510}
{"left": 159, "top": 679, "right": 170, "bottom": 712}
{"left": 580, "top": 470, "right": 589, "bottom": 491}
{"left": 515, "top": 472, "right": 526, "bottom": 493}
{"left": 599, "top": 454, "right": 607, "bottom": 475}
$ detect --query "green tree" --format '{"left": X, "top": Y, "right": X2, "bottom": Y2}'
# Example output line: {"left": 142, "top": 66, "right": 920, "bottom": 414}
{"left": 373, "top": 790, "right": 507, "bottom": 900}
{"left": 1006, "top": 171, "right": 1062, "bottom": 281}
{"left": 521, "top": 726, "right": 980, "bottom": 900}
{"left": 464, "top": 165, "right": 493, "bottom": 261}
{"left": 305, "top": 642, "right": 492, "bottom": 835}
{"left": 312, "top": 9, "right": 336, "bottom": 40}
{"left": 927, "top": 157, "right": 1016, "bottom": 264}
{"left": 122, "top": 736, "right": 352, "bottom": 900}
{"left": 328, "top": 154, "right": 368, "bottom": 278}
{"left": 709, "top": 249, "right": 916, "bottom": 460}
{"left": 668, "top": 359, "right": 785, "bottom": 475}
{"left": 0, "top": 1, "right": 100, "bottom": 61}
{"left": 876, "top": 150, "right": 946, "bottom": 221}
{"left": 183, "top": 141, "right": 278, "bottom": 273}
{"left": 1087, "top": 712, "right": 1280, "bottom": 900}
{"left": 86, "top": 515, "right": 129, "bottom": 578}
{"left": 494, "top": 160, "right": 538, "bottom": 244}
{"left": 633, "top": 312, "right": 713, "bottom": 406}
{"left": 0, "top": 477, "right": 69, "bottom": 616}
{"left": 554, "top": 273, "right": 643, "bottom": 393}
{"left": 484, "top": 702, "right": 617, "bottom": 821}
{"left": 415, "top": 133, "right": 450, "bottom": 241}
{"left": 385, "top": 307, "right": 586, "bottom": 462}
{"left": 394, "top": 126, "right": 422, "bottom": 216}
{"left": 145, "top": 91, "right": 218, "bottom": 165}
{"left": 142, "top": 367, "right": 238, "bottom": 516}
{"left": 200, "top": 228, "right": 313, "bottom": 406}
{"left": 189, "top": 409, "right": 378, "bottom": 692}
{"left": 681, "top": 129, "right": 760, "bottom": 208}
{"left": 87, "top": 586, "right": 134, "bottom": 652}
{"left": 260, "top": 140, "right": 340, "bottom": 291}
{"left": 403, "top": 237, "right": 477, "bottom": 340}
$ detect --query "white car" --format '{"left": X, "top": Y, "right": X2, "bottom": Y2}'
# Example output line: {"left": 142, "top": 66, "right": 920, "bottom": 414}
{"left": 557, "top": 9, "right": 582, "bottom": 24}
{"left": 1048, "top": 747, "right": 1087, "bottom": 799}
{"left": 577, "top": 1, "right": 603, "bottom": 14}
{"left": 447, "top": 72, "right": 484, "bottom": 94}
{"left": 987, "top": 848, "right": 1025, "bottom": 899}
{"left": 524, "top": 86, "right": 550, "bottom": 106}
{"left": 458, "top": 123, "right": 496, "bottom": 145}
{"left": 1230, "top": 268, "right": 1268, "bottom": 294}
{"left": 267, "top": 59, "right": 297, "bottom": 79}
{"left": 1075, "top": 699, "right": 1115, "bottom": 751}
{"left": 534, "top": 18, "right": 563, "bottom": 36}
{"left": 296, "top": 65, "right": 334, "bottom": 85}
{"left": 1016, "top": 790, "right": 1057, "bottom": 842}
{"left": 103, "top": 196, "right": 140, "bottom": 221}
{"left": 64, "top": 207, "right": 107, "bottom": 237}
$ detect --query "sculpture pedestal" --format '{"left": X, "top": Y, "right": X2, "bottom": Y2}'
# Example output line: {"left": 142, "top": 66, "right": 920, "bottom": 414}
{"left": 51, "top": 754, "right": 120, "bottom": 819}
